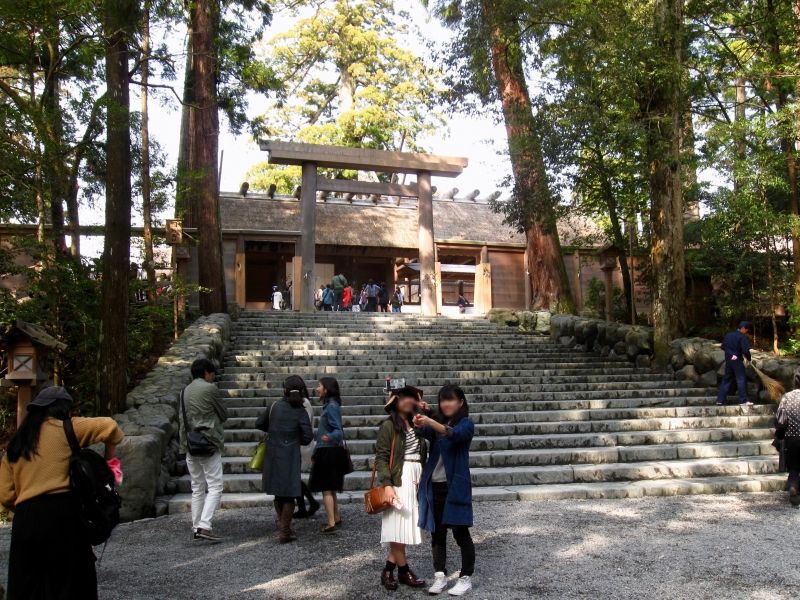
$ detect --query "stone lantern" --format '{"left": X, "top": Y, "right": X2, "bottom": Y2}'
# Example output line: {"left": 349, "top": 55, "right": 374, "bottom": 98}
{"left": 1, "top": 320, "right": 66, "bottom": 426}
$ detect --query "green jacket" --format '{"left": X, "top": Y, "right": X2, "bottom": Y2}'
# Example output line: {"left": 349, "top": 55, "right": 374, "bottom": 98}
{"left": 179, "top": 378, "right": 228, "bottom": 453}
{"left": 332, "top": 274, "right": 348, "bottom": 291}
{"left": 375, "top": 419, "right": 427, "bottom": 487}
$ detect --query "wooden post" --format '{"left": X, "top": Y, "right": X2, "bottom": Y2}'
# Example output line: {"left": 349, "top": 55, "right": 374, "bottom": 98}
{"left": 418, "top": 171, "right": 436, "bottom": 316}
{"left": 601, "top": 258, "right": 616, "bottom": 320}
{"left": 435, "top": 261, "right": 443, "bottom": 315}
{"left": 574, "top": 250, "right": 583, "bottom": 312}
{"left": 523, "top": 245, "right": 532, "bottom": 309}
{"left": 300, "top": 162, "right": 317, "bottom": 312}
{"left": 292, "top": 255, "right": 303, "bottom": 312}
{"left": 16, "top": 385, "right": 31, "bottom": 427}
{"left": 478, "top": 245, "right": 492, "bottom": 313}
{"left": 234, "top": 235, "right": 246, "bottom": 308}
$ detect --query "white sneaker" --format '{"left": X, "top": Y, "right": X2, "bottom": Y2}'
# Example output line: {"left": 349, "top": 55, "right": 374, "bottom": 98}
{"left": 428, "top": 572, "right": 448, "bottom": 595}
{"left": 448, "top": 576, "right": 472, "bottom": 596}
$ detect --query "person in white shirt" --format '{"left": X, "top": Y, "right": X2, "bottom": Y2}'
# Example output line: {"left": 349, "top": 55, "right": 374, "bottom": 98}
{"left": 272, "top": 285, "right": 283, "bottom": 310}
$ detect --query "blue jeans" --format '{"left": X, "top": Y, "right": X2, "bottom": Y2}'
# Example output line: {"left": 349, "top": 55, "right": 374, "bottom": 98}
{"left": 717, "top": 358, "right": 747, "bottom": 404}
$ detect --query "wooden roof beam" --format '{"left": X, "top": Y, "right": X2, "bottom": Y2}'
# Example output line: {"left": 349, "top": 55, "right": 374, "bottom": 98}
{"left": 316, "top": 178, "right": 419, "bottom": 198}
{"left": 259, "top": 140, "right": 467, "bottom": 177}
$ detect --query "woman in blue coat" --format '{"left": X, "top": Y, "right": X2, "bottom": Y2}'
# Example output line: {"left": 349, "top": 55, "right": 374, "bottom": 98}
{"left": 413, "top": 384, "right": 476, "bottom": 597}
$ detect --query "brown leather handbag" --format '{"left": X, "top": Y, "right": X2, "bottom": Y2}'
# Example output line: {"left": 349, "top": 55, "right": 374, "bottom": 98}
{"left": 364, "top": 430, "right": 397, "bottom": 515}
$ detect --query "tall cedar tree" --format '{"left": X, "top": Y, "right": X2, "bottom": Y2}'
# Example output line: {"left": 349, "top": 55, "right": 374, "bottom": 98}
{"left": 479, "top": 0, "right": 574, "bottom": 311}
{"left": 185, "top": 0, "right": 227, "bottom": 315}
{"left": 140, "top": 0, "right": 157, "bottom": 303}
{"left": 644, "top": 0, "right": 686, "bottom": 365}
{"left": 97, "top": 0, "right": 135, "bottom": 415}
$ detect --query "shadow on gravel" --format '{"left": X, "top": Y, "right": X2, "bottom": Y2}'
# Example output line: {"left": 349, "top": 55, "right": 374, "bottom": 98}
{"left": 3, "top": 494, "right": 800, "bottom": 599}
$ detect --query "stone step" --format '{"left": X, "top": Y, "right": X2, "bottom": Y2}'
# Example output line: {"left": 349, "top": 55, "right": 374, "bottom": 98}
{"left": 220, "top": 386, "right": 710, "bottom": 402}
{"left": 219, "top": 377, "right": 694, "bottom": 394}
{"left": 164, "top": 473, "right": 787, "bottom": 513}
{"left": 174, "top": 455, "right": 779, "bottom": 494}
{"left": 220, "top": 370, "right": 673, "bottom": 384}
{"left": 214, "top": 440, "right": 776, "bottom": 475}
{"left": 223, "top": 365, "right": 646, "bottom": 378}
{"left": 221, "top": 427, "right": 774, "bottom": 457}
{"left": 222, "top": 397, "right": 743, "bottom": 422}
{"left": 224, "top": 405, "right": 772, "bottom": 430}
{"left": 223, "top": 414, "right": 775, "bottom": 443}
{"left": 167, "top": 310, "right": 779, "bottom": 515}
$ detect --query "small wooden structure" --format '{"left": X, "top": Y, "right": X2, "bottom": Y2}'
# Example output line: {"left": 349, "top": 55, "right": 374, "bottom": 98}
{"left": 259, "top": 141, "right": 468, "bottom": 315}
{"left": 1, "top": 320, "right": 66, "bottom": 426}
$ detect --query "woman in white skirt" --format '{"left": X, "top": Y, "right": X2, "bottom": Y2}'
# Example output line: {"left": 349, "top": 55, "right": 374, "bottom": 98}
{"left": 376, "top": 387, "right": 428, "bottom": 591}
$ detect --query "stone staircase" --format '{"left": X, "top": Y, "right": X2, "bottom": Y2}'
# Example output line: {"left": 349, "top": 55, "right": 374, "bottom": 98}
{"left": 167, "top": 311, "right": 783, "bottom": 513}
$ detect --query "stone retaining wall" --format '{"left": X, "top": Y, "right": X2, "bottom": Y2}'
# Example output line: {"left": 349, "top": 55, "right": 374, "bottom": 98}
{"left": 113, "top": 313, "right": 231, "bottom": 521}
{"left": 547, "top": 314, "right": 800, "bottom": 398}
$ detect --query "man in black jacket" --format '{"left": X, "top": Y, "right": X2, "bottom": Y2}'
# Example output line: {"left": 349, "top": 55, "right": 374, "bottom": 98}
{"left": 716, "top": 321, "right": 753, "bottom": 406}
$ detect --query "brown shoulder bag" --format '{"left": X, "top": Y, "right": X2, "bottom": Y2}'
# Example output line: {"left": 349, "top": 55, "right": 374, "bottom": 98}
{"left": 364, "top": 430, "right": 397, "bottom": 515}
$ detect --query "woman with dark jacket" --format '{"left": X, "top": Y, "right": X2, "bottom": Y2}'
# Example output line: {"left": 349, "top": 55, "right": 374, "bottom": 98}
{"left": 376, "top": 386, "right": 428, "bottom": 591}
{"left": 0, "top": 386, "right": 124, "bottom": 600}
{"left": 256, "top": 375, "right": 314, "bottom": 543}
{"left": 414, "top": 384, "right": 476, "bottom": 596}
{"left": 308, "top": 377, "right": 348, "bottom": 533}
{"left": 774, "top": 369, "right": 800, "bottom": 507}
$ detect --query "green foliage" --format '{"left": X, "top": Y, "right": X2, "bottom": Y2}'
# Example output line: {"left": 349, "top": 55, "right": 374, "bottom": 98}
{"left": 0, "top": 240, "right": 176, "bottom": 416}
{"left": 247, "top": 164, "right": 302, "bottom": 195}
{"left": 584, "top": 277, "right": 606, "bottom": 318}
{"left": 248, "top": 0, "right": 445, "bottom": 190}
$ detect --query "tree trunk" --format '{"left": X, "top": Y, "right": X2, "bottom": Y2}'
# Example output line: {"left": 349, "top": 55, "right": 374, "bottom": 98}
{"left": 481, "top": 0, "right": 573, "bottom": 311}
{"left": 770, "top": 0, "right": 800, "bottom": 307}
{"left": 42, "top": 73, "right": 67, "bottom": 255}
{"left": 337, "top": 63, "right": 355, "bottom": 114}
{"left": 141, "top": 0, "right": 157, "bottom": 304}
{"left": 733, "top": 76, "right": 747, "bottom": 196}
{"left": 596, "top": 150, "right": 636, "bottom": 322}
{"left": 645, "top": 0, "right": 686, "bottom": 367}
{"left": 97, "top": 0, "right": 134, "bottom": 415}
{"left": 188, "top": 0, "right": 227, "bottom": 314}
{"left": 175, "top": 32, "right": 194, "bottom": 221}
{"left": 66, "top": 181, "right": 80, "bottom": 257}
{"left": 682, "top": 111, "right": 700, "bottom": 221}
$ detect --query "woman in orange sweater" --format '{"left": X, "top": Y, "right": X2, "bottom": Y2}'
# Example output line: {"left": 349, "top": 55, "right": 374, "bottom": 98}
{"left": 0, "top": 386, "right": 124, "bottom": 600}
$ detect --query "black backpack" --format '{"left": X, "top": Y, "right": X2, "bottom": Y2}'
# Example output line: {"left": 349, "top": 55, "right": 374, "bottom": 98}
{"left": 63, "top": 418, "right": 121, "bottom": 546}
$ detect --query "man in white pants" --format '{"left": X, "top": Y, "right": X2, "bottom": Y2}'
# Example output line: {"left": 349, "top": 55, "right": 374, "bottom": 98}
{"left": 179, "top": 358, "right": 228, "bottom": 541}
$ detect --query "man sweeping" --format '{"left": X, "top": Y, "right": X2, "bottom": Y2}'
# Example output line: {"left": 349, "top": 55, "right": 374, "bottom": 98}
{"left": 716, "top": 321, "right": 754, "bottom": 406}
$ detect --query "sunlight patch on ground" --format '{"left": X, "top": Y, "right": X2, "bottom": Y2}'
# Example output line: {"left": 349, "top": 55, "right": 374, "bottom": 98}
{"left": 240, "top": 550, "right": 375, "bottom": 594}
{"left": 553, "top": 533, "right": 611, "bottom": 560}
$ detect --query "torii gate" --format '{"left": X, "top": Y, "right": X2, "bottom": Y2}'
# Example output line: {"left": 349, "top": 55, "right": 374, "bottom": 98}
{"left": 258, "top": 141, "right": 468, "bottom": 315}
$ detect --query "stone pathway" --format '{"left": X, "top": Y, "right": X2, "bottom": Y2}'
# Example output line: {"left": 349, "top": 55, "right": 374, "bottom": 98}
{"left": 3, "top": 493, "right": 799, "bottom": 599}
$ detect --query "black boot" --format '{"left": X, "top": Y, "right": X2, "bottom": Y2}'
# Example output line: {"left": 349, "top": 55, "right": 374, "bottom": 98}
{"left": 294, "top": 496, "right": 308, "bottom": 519}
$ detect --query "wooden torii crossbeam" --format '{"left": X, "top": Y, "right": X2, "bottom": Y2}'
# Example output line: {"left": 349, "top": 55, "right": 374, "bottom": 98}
{"left": 259, "top": 140, "right": 468, "bottom": 315}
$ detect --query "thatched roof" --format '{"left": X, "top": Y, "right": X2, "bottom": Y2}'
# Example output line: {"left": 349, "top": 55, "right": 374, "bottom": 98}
{"left": 219, "top": 193, "right": 604, "bottom": 250}
{"left": 219, "top": 194, "right": 527, "bottom": 248}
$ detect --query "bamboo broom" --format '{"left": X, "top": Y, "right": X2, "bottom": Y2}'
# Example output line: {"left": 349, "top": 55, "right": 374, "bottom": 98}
{"left": 751, "top": 363, "right": 785, "bottom": 402}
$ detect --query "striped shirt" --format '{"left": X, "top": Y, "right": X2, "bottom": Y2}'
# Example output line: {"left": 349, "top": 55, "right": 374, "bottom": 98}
{"left": 404, "top": 428, "right": 421, "bottom": 461}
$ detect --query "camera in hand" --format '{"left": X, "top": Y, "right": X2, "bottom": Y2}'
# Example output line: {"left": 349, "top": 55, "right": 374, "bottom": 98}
{"left": 384, "top": 377, "right": 406, "bottom": 392}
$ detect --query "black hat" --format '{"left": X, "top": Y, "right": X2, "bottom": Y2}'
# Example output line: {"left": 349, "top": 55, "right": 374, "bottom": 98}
{"left": 739, "top": 321, "right": 752, "bottom": 332}
{"left": 28, "top": 386, "right": 73, "bottom": 410}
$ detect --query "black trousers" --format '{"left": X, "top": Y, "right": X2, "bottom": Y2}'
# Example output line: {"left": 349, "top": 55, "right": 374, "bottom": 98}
{"left": 786, "top": 438, "right": 800, "bottom": 488}
{"left": 295, "top": 482, "right": 318, "bottom": 514}
{"left": 431, "top": 482, "right": 475, "bottom": 577}
{"left": 717, "top": 359, "right": 747, "bottom": 404}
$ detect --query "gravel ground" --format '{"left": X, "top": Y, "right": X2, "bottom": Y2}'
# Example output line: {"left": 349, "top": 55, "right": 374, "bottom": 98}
{"left": 2, "top": 493, "right": 800, "bottom": 599}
